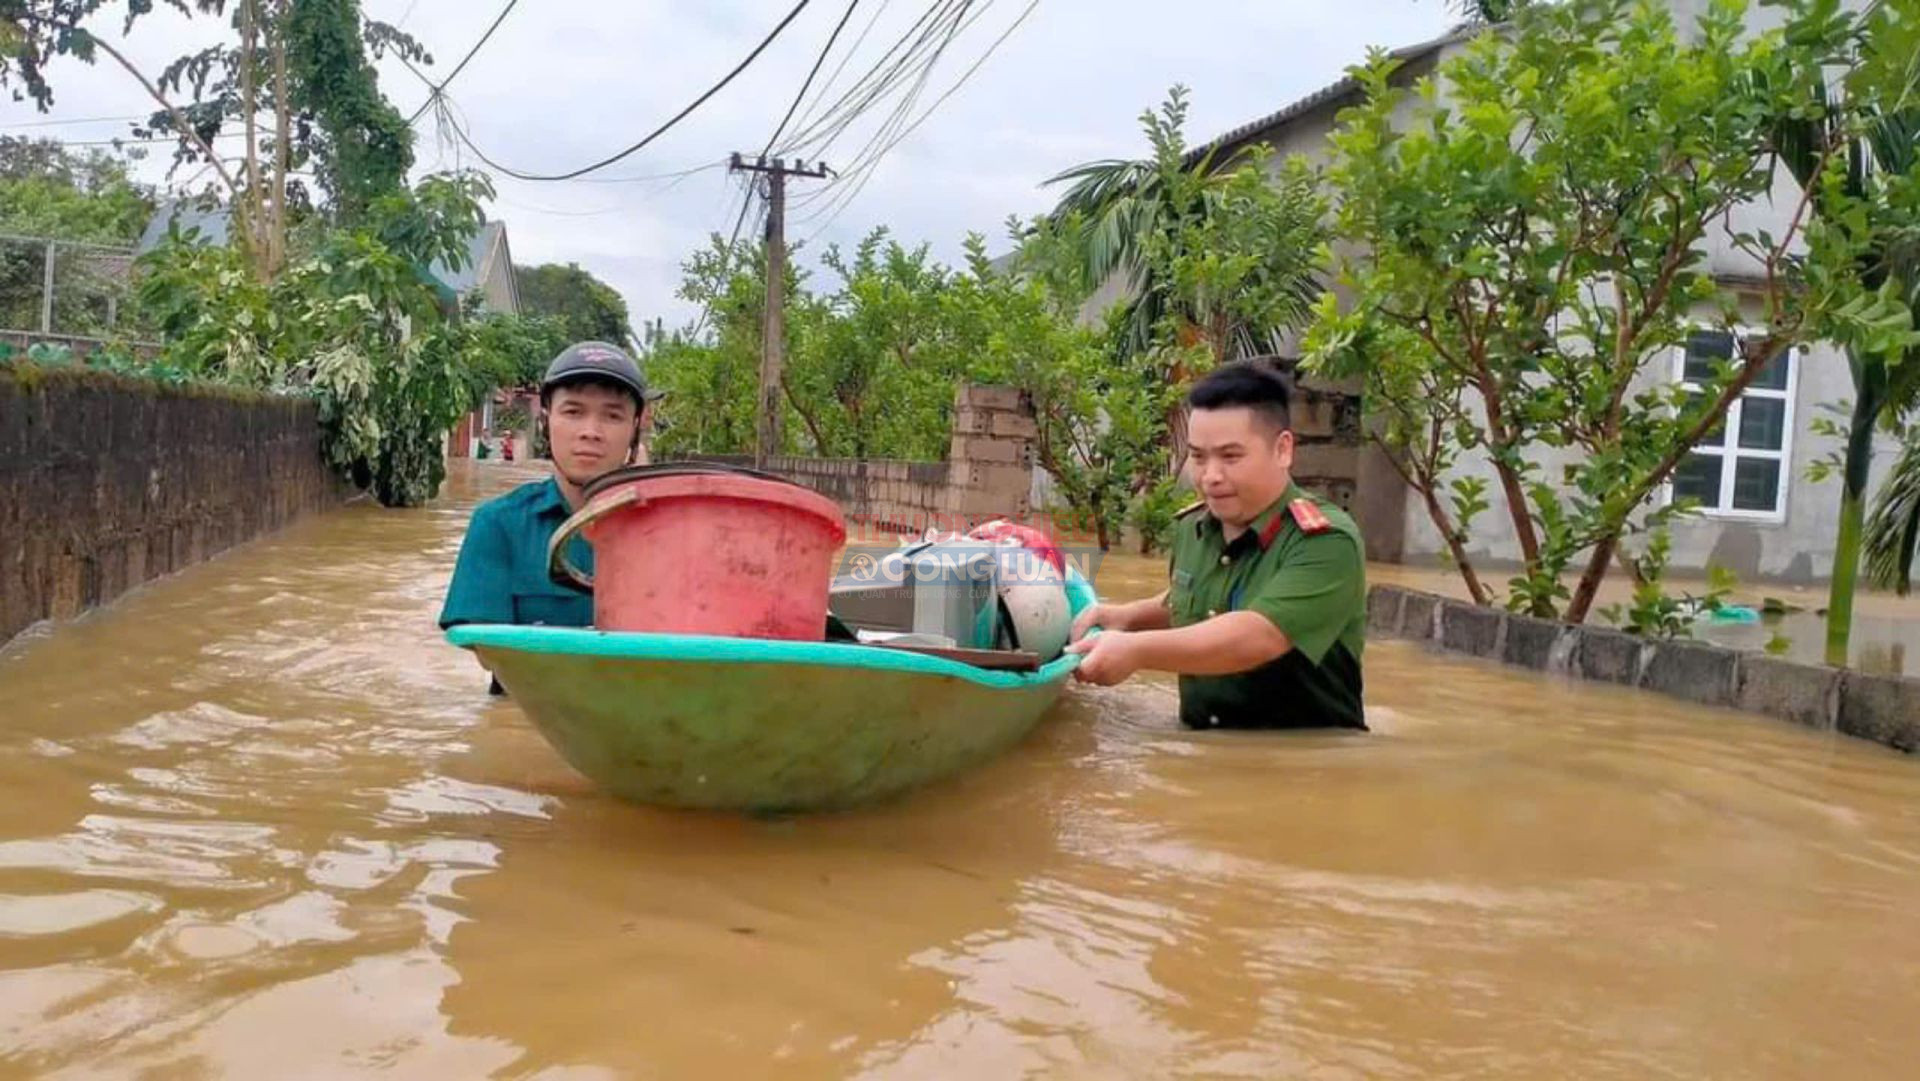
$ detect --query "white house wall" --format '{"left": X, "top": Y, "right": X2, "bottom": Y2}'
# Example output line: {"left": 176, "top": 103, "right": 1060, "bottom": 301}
{"left": 1395, "top": 316, "right": 1901, "bottom": 585}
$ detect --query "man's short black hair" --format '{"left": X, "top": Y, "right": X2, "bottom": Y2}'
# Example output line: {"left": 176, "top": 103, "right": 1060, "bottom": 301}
{"left": 1186, "top": 360, "right": 1293, "bottom": 432}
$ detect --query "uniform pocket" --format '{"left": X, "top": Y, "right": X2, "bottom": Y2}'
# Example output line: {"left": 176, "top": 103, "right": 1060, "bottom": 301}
{"left": 1167, "top": 580, "right": 1200, "bottom": 625}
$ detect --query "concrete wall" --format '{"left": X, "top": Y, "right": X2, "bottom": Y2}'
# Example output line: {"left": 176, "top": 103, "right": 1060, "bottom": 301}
{"left": 677, "top": 384, "right": 1040, "bottom": 537}
{"left": 1368, "top": 584, "right": 1920, "bottom": 756}
{"left": 0, "top": 366, "right": 347, "bottom": 649}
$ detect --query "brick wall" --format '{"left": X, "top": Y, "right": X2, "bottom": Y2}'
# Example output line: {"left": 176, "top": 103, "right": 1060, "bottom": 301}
{"left": 678, "top": 384, "right": 1038, "bottom": 536}
{"left": 0, "top": 367, "right": 348, "bottom": 648}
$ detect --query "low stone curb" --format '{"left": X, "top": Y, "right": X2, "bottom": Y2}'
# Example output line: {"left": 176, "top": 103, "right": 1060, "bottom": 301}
{"left": 1366, "top": 584, "right": 1920, "bottom": 756}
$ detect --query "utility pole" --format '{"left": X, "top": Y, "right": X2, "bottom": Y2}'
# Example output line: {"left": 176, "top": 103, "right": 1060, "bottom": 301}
{"left": 730, "top": 153, "right": 830, "bottom": 467}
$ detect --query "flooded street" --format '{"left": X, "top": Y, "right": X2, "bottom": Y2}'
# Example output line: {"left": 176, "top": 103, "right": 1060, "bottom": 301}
{"left": 2, "top": 461, "right": 1918, "bottom": 1079}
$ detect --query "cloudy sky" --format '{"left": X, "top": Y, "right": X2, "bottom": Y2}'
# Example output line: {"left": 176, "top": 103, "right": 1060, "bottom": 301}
{"left": 10, "top": 0, "right": 1455, "bottom": 328}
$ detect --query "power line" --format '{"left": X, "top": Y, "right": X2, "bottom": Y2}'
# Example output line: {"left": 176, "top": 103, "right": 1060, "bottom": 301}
{"left": 408, "top": 0, "right": 522, "bottom": 123}
{"left": 776, "top": 0, "right": 962, "bottom": 153}
{"left": 787, "top": 0, "right": 989, "bottom": 216}
{"left": 0, "top": 114, "right": 142, "bottom": 130}
{"left": 763, "top": 0, "right": 863, "bottom": 156}
{"left": 573, "top": 159, "right": 731, "bottom": 186}
{"left": 772, "top": 0, "right": 965, "bottom": 158}
{"left": 687, "top": 0, "right": 859, "bottom": 337}
{"left": 431, "top": 0, "right": 814, "bottom": 182}
{"left": 799, "top": 0, "right": 1037, "bottom": 241}
{"left": 792, "top": 2, "right": 973, "bottom": 208}
{"left": 785, "top": 0, "right": 896, "bottom": 141}
{"left": 29, "top": 130, "right": 250, "bottom": 148}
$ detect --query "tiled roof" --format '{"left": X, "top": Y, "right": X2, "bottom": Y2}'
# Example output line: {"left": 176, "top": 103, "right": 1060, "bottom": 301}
{"left": 1184, "top": 25, "right": 1478, "bottom": 164}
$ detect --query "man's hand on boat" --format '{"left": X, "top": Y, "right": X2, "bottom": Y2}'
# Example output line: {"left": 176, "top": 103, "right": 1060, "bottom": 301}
{"left": 1065, "top": 593, "right": 1167, "bottom": 686}
{"left": 1065, "top": 592, "right": 1294, "bottom": 687}
{"left": 1064, "top": 628, "right": 1142, "bottom": 685}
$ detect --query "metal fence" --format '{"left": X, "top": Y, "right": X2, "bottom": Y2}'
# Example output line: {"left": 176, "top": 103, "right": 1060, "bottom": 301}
{"left": 0, "top": 232, "right": 151, "bottom": 343}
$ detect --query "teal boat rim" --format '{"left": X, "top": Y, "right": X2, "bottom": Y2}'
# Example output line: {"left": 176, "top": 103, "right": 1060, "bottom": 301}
{"left": 446, "top": 566, "right": 1099, "bottom": 690}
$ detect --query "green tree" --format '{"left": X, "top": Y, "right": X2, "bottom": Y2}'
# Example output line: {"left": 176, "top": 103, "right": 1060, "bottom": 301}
{"left": 1319, "top": 312, "right": 1496, "bottom": 603}
{"left": 281, "top": 0, "right": 418, "bottom": 221}
{"left": 1769, "top": 0, "right": 1920, "bottom": 661}
{"left": 0, "top": 137, "right": 153, "bottom": 242}
{"left": 136, "top": 171, "right": 500, "bottom": 506}
{"left": 653, "top": 229, "right": 978, "bottom": 462}
{"left": 4, "top": 0, "right": 429, "bottom": 279}
{"left": 459, "top": 303, "right": 573, "bottom": 392}
{"left": 1044, "top": 86, "right": 1324, "bottom": 466}
{"left": 647, "top": 234, "right": 781, "bottom": 458}
{"left": 648, "top": 217, "right": 1174, "bottom": 552}
{"left": 1044, "top": 87, "right": 1324, "bottom": 362}
{"left": 0, "top": 137, "right": 155, "bottom": 335}
{"left": 515, "top": 262, "right": 637, "bottom": 345}
{"left": 785, "top": 232, "right": 968, "bottom": 461}
{"left": 1864, "top": 428, "right": 1920, "bottom": 595}
{"left": 1308, "top": 0, "right": 1904, "bottom": 623}
{"left": 998, "top": 219, "right": 1176, "bottom": 551}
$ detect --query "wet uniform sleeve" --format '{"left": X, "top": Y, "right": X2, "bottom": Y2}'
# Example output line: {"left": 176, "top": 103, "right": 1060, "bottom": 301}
{"left": 1243, "top": 532, "right": 1362, "bottom": 666}
{"left": 438, "top": 510, "right": 515, "bottom": 629}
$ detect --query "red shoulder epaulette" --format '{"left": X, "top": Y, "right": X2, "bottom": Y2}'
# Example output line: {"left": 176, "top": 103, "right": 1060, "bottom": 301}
{"left": 1288, "top": 498, "right": 1333, "bottom": 535}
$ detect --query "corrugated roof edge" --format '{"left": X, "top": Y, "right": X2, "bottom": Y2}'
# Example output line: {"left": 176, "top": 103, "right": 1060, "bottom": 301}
{"left": 1183, "top": 23, "right": 1482, "bottom": 166}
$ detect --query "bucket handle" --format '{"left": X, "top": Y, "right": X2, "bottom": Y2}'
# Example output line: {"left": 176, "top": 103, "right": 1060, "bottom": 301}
{"left": 547, "top": 486, "right": 643, "bottom": 593}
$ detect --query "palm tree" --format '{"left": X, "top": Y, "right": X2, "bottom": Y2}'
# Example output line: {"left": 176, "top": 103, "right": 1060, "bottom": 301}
{"left": 1865, "top": 432, "right": 1920, "bottom": 595}
{"left": 1041, "top": 87, "right": 1323, "bottom": 463}
{"left": 1772, "top": 91, "right": 1920, "bottom": 663}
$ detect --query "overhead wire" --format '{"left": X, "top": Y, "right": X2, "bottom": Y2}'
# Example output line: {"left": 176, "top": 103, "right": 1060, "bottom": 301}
{"left": 407, "top": 0, "right": 522, "bottom": 123}
{"left": 770, "top": 0, "right": 967, "bottom": 160}
{"left": 763, "top": 0, "right": 864, "bottom": 157}
{"left": 786, "top": 0, "right": 988, "bottom": 216}
{"left": 429, "top": 0, "right": 814, "bottom": 182}
{"left": 691, "top": 0, "right": 862, "bottom": 338}
{"left": 0, "top": 113, "right": 143, "bottom": 130}
{"left": 574, "top": 160, "right": 731, "bottom": 186}
{"left": 784, "top": 0, "right": 896, "bottom": 142}
{"left": 773, "top": 0, "right": 966, "bottom": 155}
{"left": 787, "top": 1, "right": 979, "bottom": 213}
{"left": 797, "top": 0, "right": 1037, "bottom": 242}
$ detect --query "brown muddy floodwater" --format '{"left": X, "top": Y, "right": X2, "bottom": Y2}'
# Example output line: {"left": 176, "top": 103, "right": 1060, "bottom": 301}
{"left": 2, "top": 461, "right": 1918, "bottom": 1080}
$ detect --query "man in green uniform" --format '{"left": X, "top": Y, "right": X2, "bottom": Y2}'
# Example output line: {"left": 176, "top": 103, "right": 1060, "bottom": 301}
{"left": 1065, "top": 361, "right": 1367, "bottom": 730}
{"left": 439, "top": 341, "right": 663, "bottom": 643}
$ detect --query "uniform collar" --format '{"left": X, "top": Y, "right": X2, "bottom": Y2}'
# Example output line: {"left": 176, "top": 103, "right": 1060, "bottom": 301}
{"left": 1193, "top": 486, "right": 1301, "bottom": 553}
{"left": 533, "top": 476, "right": 574, "bottom": 519}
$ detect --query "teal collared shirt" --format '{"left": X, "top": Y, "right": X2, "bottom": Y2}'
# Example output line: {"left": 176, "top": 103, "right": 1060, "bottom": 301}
{"left": 438, "top": 477, "right": 594, "bottom": 630}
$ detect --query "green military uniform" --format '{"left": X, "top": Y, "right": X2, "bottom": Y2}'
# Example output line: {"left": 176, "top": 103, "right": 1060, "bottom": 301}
{"left": 439, "top": 477, "right": 595, "bottom": 631}
{"left": 1166, "top": 484, "right": 1367, "bottom": 730}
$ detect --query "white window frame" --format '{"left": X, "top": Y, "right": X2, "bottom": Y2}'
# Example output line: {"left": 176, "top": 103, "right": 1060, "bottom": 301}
{"left": 1664, "top": 328, "right": 1797, "bottom": 523}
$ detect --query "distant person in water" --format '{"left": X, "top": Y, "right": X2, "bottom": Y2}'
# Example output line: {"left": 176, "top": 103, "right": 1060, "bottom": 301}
{"left": 439, "top": 342, "right": 664, "bottom": 665}
{"left": 1065, "top": 361, "right": 1368, "bottom": 730}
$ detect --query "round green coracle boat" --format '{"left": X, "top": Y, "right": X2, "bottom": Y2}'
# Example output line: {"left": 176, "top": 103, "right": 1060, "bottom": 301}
{"left": 446, "top": 569, "right": 1097, "bottom": 812}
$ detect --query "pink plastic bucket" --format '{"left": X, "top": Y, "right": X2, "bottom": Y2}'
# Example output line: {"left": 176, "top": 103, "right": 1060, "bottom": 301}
{"left": 548, "top": 467, "right": 847, "bottom": 640}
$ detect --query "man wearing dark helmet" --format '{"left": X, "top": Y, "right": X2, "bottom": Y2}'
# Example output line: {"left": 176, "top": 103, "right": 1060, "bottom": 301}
{"left": 438, "top": 341, "right": 665, "bottom": 638}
